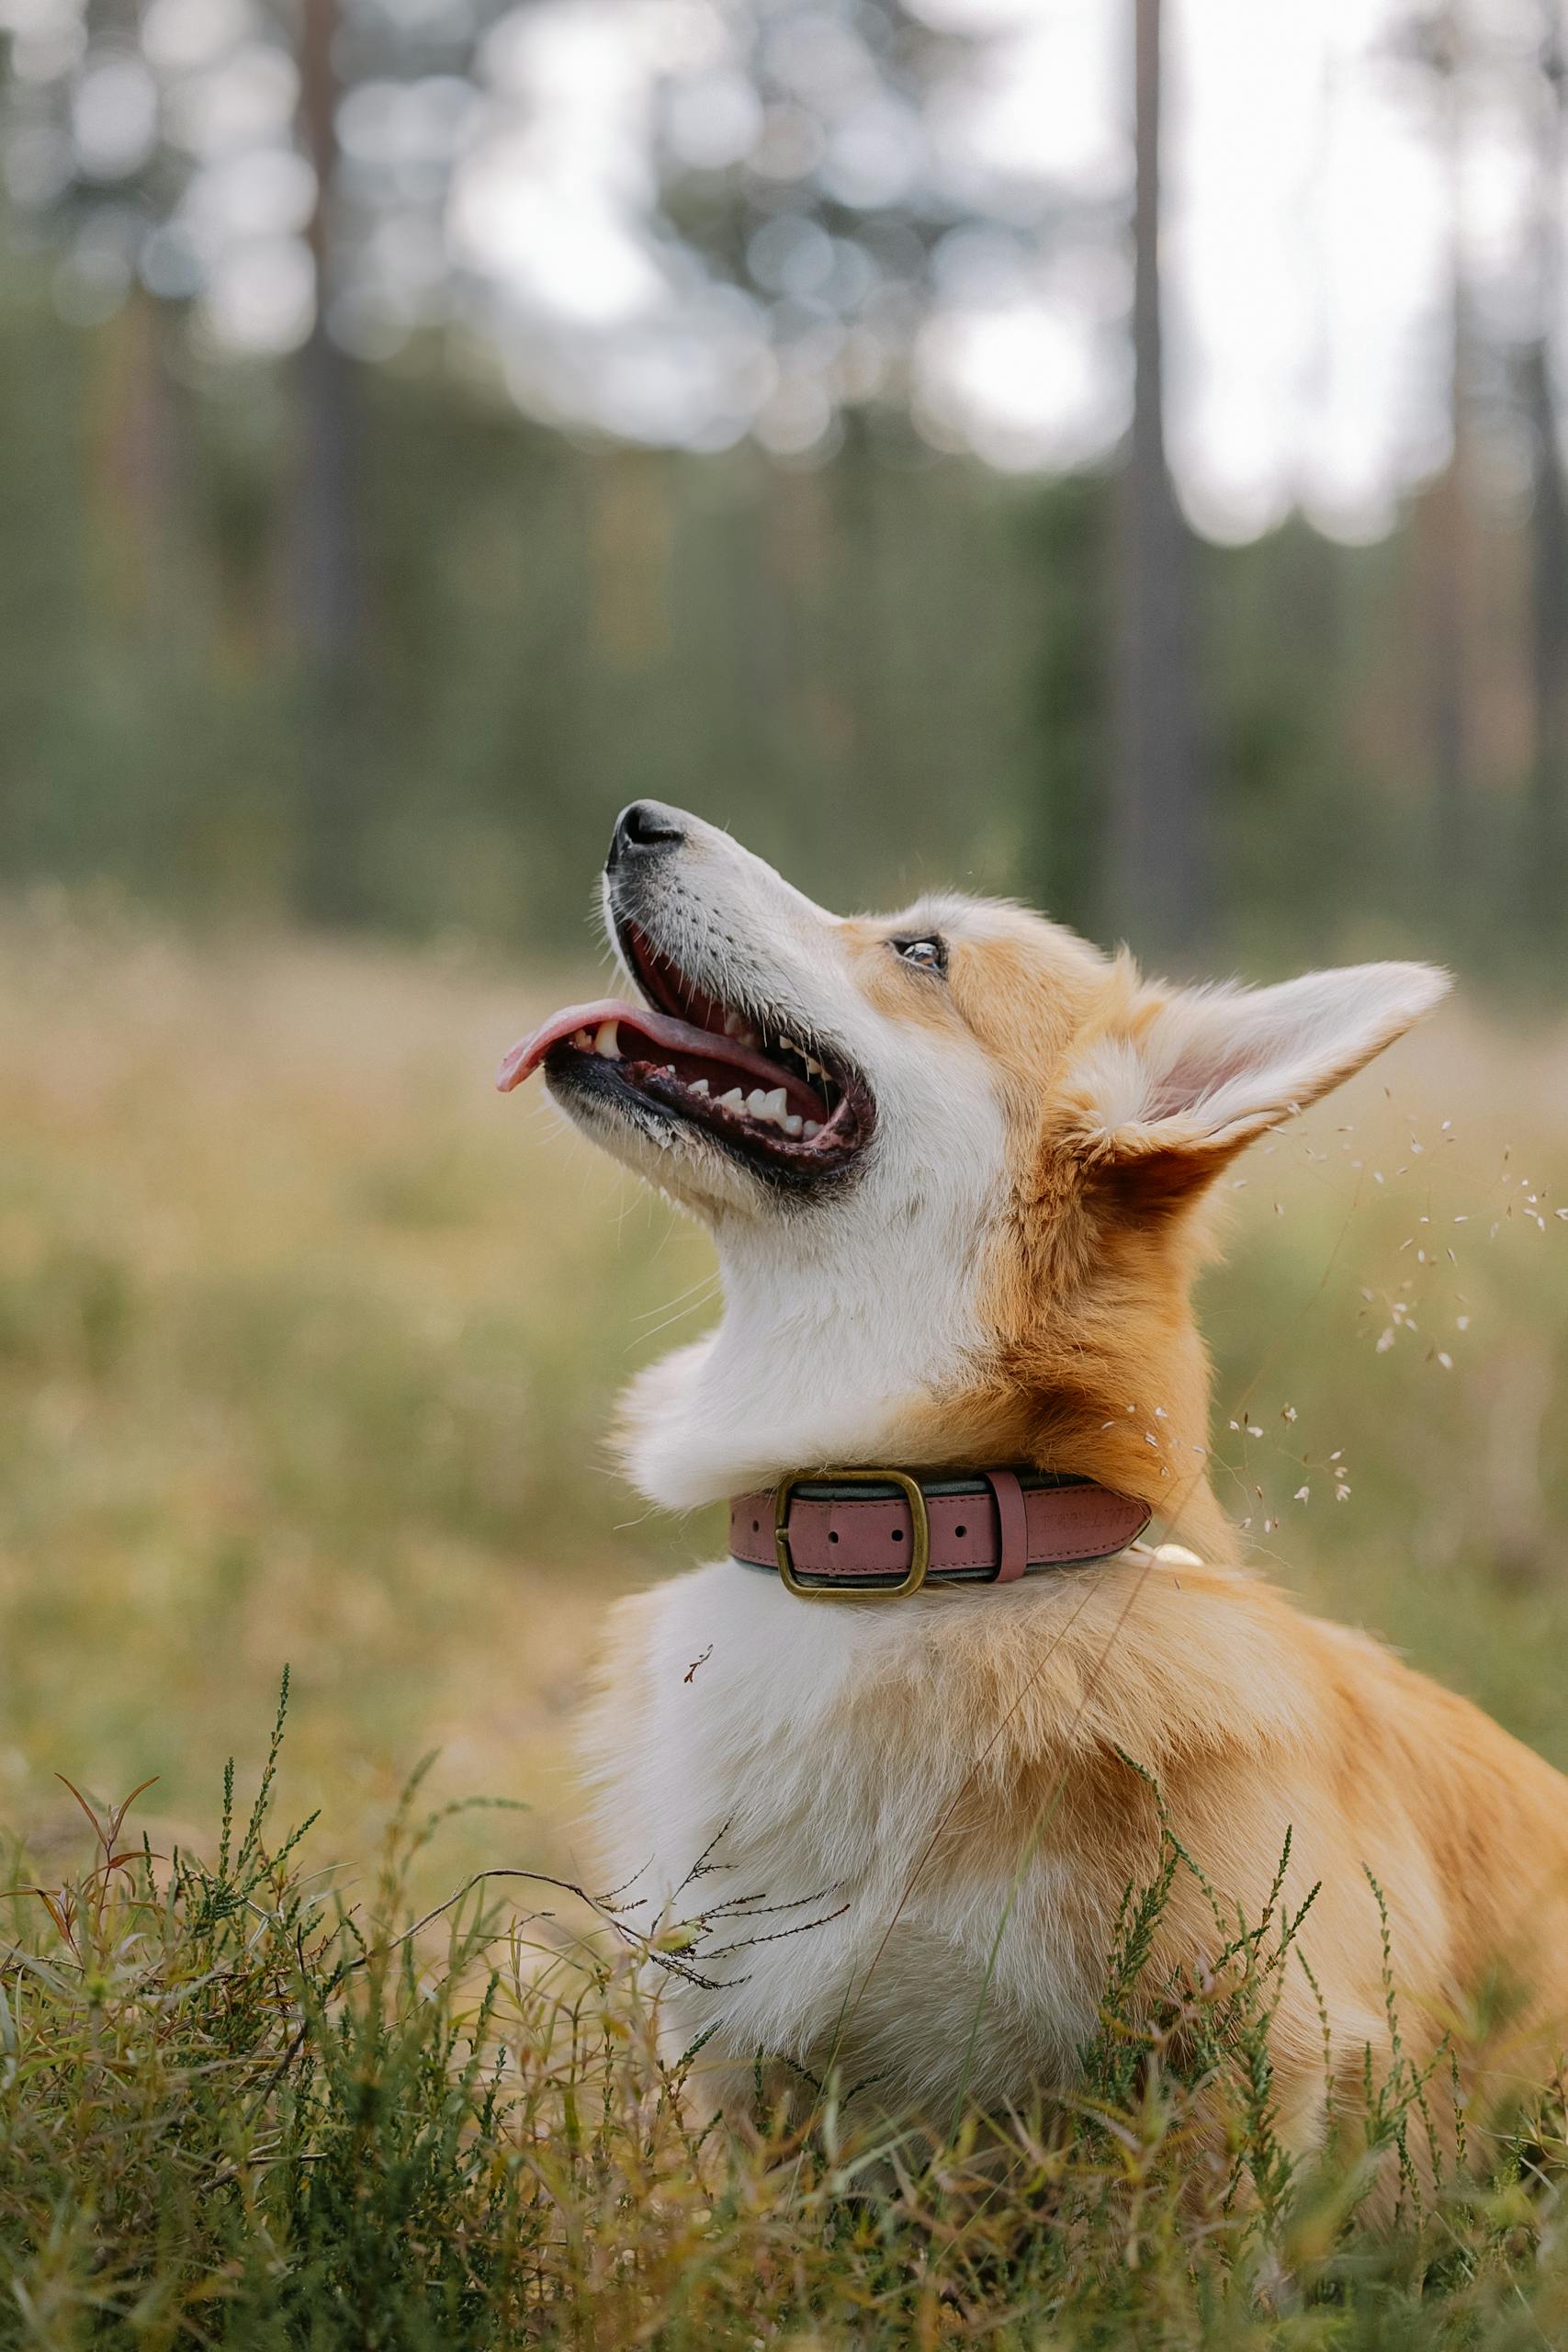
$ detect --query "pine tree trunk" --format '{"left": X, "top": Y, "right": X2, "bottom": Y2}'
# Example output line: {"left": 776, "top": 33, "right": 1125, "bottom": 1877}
{"left": 294, "top": 0, "right": 367, "bottom": 920}
{"left": 1112, "top": 0, "right": 1206, "bottom": 962}
{"left": 296, "top": 0, "right": 360, "bottom": 669}
{"left": 1525, "top": 333, "right": 1568, "bottom": 921}
{"left": 1429, "top": 6, "right": 1470, "bottom": 901}
{"left": 1522, "top": 2, "right": 1568, "bottom": 926}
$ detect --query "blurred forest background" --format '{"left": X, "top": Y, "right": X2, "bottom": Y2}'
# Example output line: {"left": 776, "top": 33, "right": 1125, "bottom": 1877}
{"left": 1, "top": 0, "right": 1567, "bottom": 1863}
{"left": 2, "top": 0, "right": 1567, "bottom": 974}
{"left": 6, "top": 16, "right": 1568, "bottom": 2336}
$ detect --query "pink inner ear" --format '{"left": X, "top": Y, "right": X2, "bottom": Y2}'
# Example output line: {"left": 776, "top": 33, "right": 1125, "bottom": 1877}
{"left": 1145, "top": 1038, "right": 1259, "bottom": 1125}
{"left": 1135, "top": 988, "right": 1342, "bottom": 1133}
{"left": 1130, "top": 964, "right": 1449, "bottom": 1141}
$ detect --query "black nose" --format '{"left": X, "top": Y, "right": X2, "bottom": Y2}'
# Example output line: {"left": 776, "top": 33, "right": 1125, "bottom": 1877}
{"left": 609, "top": 801, "right": 687, "bottom": 868}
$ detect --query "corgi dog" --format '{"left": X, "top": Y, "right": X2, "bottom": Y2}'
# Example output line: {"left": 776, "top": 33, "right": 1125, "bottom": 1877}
{"left": 500, "top": 800, "right": 1568, "bottom": 2160}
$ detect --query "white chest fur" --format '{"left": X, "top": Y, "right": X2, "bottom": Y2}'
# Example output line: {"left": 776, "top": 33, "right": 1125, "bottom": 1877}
{"left": 579, "top": 1561, "right": 1111, "bottom": 2122}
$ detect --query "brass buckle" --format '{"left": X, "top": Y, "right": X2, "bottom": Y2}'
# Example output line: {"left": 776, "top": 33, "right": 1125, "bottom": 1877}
{"left": 773, "top": 1469, "right": 931, "bottom": 1601}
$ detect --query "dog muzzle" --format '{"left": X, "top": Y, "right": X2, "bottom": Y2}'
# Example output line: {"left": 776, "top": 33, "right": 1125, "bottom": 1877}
{"left": 728, "top": 1468, "right": 1152, "bottom": 1601}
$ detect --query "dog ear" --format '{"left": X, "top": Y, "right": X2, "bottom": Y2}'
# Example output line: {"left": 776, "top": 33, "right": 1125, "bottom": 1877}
{"left": 1071, "top": 961, "right": 1450, "bottom": 1199}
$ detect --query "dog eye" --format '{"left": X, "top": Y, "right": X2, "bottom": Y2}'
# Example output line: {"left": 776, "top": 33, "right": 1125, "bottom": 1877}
{"left": 890, "top": 935, "right": 947, "bottom": 975}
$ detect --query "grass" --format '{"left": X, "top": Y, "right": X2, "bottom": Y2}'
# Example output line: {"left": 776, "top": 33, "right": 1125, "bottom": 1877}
{"left": 7, "top": 1680, "right": 1568, "bottom": 2348}
{"left": 0, "top": 894, "right": 1566, "bottom": 2343}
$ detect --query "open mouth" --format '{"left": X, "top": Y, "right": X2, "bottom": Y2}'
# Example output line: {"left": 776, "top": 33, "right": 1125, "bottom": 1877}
{"left": 496, "top": 922, "right": 874, "bottom": 1184}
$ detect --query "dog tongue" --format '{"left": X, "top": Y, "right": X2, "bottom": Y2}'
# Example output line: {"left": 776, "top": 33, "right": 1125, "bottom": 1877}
{"left": 496, "top": 998, "right": 816, "bottom": 1104}
{"left": 497, "top": 1001, "right": 640, "bottom": 1093}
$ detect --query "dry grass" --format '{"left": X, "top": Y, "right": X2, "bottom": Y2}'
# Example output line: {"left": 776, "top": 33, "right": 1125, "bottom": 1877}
{"left": 1, "top": 896, "right": 1566, "bottom": 2345}
{"left": 0, "top": 897, "right": 718, "bottom": 1891}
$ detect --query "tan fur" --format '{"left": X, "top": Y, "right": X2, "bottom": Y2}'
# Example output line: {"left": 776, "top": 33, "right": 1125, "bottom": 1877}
{"left": 870, "top": 906, "right": 1568, "bottom": 2149}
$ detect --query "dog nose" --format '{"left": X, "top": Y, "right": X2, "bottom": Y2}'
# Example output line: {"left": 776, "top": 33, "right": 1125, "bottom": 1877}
{"left": 608, "top": 801, "right": 687, "bottom": 869}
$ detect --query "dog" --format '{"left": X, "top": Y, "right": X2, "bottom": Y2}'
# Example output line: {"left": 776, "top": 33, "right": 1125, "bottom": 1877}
{"left": 499, "top": 800, "right": 1568, "bottom": 2165}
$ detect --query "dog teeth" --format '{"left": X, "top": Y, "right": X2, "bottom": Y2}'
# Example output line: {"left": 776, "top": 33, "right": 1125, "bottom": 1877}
{"left": 718, "top": 1087, "right": 746, "bottom": 1112}
{"left": 743, "top": 1086, "right": 789, "bottom": 1128}
{"left": 594, "top": 1021, "right": 620, "bottom": 1058}
{"left": 803, "top": 1053, "right": 825, "bottom": 1080}
{"left": 690, "top": 1077, "right": 709, "bottom": 1096}
{"left": 784, "top": 1113, "right": 803, "bottom": 1136}
{"left": 803, "top": 1119, "right": 821, "bottom": 1139}
{"left": 571, "top": 1029, "right": 592, "bottom": 1048}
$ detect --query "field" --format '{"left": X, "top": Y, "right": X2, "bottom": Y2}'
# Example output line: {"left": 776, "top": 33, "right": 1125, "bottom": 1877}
{"left": 3, "top": 899, "right": 1568, "bottom": 2345}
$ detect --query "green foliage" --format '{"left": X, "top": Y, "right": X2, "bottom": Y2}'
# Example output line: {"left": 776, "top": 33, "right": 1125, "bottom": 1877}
{"left": 0, "top": 268, "right": 1556, "bottom": 975}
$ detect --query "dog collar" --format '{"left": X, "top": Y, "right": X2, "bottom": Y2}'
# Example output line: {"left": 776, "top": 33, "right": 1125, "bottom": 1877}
{"left": 728, "top": 1468, "right": 1151, "bottom": 1601}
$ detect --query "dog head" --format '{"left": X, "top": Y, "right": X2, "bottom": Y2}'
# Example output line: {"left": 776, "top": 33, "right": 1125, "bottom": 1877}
{"left": 501, "top": 803, "right": 1449, "bottom": 1527}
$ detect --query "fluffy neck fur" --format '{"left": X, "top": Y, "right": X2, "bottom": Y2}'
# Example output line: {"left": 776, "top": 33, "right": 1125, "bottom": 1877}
{"left": 620, "top": 1182, "right": 1235, "bottom": 1569}
{"left": 620, "top": 1188, "right": 998, "bottom": 1513}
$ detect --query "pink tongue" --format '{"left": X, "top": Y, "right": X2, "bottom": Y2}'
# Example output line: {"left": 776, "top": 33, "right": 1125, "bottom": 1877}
{"left": 496, "top": 998, "right": 819, "bottom": 1109}
{"left": 496, "top": 1001, "right": 642, "bottom": 1093}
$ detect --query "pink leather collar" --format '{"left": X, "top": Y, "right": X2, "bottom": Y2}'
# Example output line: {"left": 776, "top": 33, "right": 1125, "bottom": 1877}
{"left": 728, "top": 1470, "right": 1150, "bottom": 1595}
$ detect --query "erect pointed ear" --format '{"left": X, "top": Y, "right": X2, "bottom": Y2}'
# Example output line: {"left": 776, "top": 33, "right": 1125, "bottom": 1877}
{"left": 1070, "top": 961, "right": 1450, "bottom": 1196}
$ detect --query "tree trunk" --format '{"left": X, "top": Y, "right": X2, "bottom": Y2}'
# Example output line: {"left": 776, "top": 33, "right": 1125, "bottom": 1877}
{"left": 1428, "top": 5, "right": 1470, "bottom": 901}
{"left": 1112, "top": 0, "right": 1206, "bottom": 963}
{"left": 293, "top": 0, "right": 368, "bottom": 920}
{"left": 1425, "top": 469, "right": 1469, "bottom": 893}
{"left": 296, "top": 0, "right": 361, "bottom": 667}
{"left": 1525, "top": 334, "right": 1568, "bottom": 922}
{"left": 97, "top": 289, "right": 187, "bottom": 635}
{"left": 1525, "top": 9, "right": 1568, "bottom": 927}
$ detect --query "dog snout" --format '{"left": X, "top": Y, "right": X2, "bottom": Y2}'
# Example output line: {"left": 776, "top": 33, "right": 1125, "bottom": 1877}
{"left": 608, "top": 801, "right": 688, "bottom": 871}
